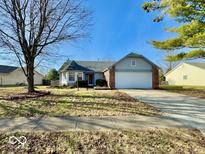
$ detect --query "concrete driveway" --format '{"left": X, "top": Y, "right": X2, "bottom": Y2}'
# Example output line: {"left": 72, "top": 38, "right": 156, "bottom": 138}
{"left": 122, "top": 90, "right": 205, "bottom": 134}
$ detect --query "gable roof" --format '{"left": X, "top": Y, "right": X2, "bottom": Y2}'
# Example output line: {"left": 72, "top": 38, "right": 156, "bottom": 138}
{"left": 164, "top": 63, "right": 183, "bottom": 76}
{"left": 59, "top": 60, "right": 115, "bottom": 72}
{"left": 61, "top": 60, "right": 93, "bottom": 72}
{"left": 0, "top": 65, "right": 18, "bottom": 73}
{"left": 59, "top": 52, "right": 159, "bottom": 73}
{"left": 104, "top": 52, "right": 159, "bottom": 71}
{"left": 187, "top": 62, "right": 205, "bottom": 70}
{"left": 165, "top": 62, "right": 205, "bottom": 76}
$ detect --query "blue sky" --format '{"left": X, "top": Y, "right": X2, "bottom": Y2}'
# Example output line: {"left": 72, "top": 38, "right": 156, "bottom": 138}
{"left": 54, "top": 0, "right": 177, "bottom": 70}
{"left": 0, "top": 0, "right": 178, "bottom": 73}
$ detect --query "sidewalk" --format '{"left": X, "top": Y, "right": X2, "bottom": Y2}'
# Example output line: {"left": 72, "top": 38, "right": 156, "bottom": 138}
{"left": 0, "top": 115, "right": 204, "bottom": 135}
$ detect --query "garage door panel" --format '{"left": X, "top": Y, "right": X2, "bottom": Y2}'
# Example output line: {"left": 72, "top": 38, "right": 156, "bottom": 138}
{"left": 115, "top": 72, "right": 152, "bottom": 89}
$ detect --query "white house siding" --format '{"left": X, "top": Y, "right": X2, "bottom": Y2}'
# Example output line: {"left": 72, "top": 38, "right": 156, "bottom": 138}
{"left": 60, "top": 72, "right": 67, "bottom": 85}
{"left": 60, "top": 71, "right": 85, "bottom": 86}
{"left": 0, "top": 69, "right": 43, "bottom": 85}
{"left": 94, "top": 72, "right": 104, "bottom": 84}
{"left": 166, "top": 63, "right": 205, "bottom": 86}
{"left": 104, "top": 69, "right": 111, "bottom": 88}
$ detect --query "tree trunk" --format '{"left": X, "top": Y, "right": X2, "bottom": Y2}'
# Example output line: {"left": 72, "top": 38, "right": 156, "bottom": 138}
{"left": 27, "top": 60, "right": 35, "bottom": 93}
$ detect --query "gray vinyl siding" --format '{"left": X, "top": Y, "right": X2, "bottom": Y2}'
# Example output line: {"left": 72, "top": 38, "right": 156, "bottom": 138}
{"left": 94, "top": 72, "right": 105, "bottom": 85}
{"left": 115, "top": 57, "right": 152, "bottom": 72}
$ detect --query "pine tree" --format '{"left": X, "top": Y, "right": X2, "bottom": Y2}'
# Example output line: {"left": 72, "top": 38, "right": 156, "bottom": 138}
{"left": 143, "top": 0, "right": 205, "bottom": 61}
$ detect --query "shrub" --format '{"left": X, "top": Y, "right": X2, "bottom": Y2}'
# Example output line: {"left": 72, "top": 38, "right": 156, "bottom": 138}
{"left": 96, "top": 79, "right": 107, "bottom": 87}
{"left": 47, "top": 69, "right": 59, "bottom": 81}
{"left": 75, "top": 80, "right": 88, "bottom": 87}
{"left": 42, "top": 79, "right": 51, "bottom": 85}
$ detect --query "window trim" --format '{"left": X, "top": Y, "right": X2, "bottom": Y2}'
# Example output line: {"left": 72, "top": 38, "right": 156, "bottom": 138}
{"left": 77, "top": 72, "right": 83, "bottom": 81}
{"left": 69, "top": 72, "right": 75, "bottom": 81}
{"left": 131, "top": 60, "right": 136, "bottom": 66}
{"left": 183, "top": 75, "right": 188, "bottom": 80}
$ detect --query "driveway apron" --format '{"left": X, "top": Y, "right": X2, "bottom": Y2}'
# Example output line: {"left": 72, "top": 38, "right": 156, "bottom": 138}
{"left": 122, "top": 89, "right": 205, "bottom": 135}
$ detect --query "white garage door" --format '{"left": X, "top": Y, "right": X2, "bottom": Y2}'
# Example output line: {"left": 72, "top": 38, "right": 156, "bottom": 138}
{"left": 115, "top": 72, "right": 152, "bottom": 89}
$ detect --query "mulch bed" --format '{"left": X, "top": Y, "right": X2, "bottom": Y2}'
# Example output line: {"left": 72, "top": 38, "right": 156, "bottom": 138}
{"left": 94, "top": 87, "right": 111, "bottom": 90}
{"left": 2, "top": 91, "right": 51, "bottom": 101}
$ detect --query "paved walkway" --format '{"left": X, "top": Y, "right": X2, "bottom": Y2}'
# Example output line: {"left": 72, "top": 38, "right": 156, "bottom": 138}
{"left": 0, "top": 115, "right": 196, "bottom": 133}
{"left": 122, "top": 90, "right": 205, "bottom": 135}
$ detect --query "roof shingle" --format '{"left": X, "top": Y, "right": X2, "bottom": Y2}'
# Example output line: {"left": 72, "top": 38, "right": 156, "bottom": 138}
{"left": 0, "top": 65, "right": 18, "bottom": 73}
{"left": 59, "top": 60, "right": 115, "bottom": 72}
{"left": 187, "top": 62, "right": 205, "bottom": 70}
{"left": 59, "top": 52, "right": 159, "bottom": 73}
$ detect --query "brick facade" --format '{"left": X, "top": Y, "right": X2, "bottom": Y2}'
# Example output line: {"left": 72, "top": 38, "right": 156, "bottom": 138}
{"left": 105, "top": 65, "right": 158, "bottom": 89}
{"left": 152, "top": 66, "right": 159, "bottom": 89}
{"left": 109, "top": 66, "right": 115, "bottom": 89}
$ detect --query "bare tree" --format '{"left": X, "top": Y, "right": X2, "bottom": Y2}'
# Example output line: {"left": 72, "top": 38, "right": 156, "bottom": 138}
{"left": 0, "top": 0, "right": 91, "bottom": 93}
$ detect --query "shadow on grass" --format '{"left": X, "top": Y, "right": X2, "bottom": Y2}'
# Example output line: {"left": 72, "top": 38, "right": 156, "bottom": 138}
{"left": 0, "top": 91, "right": 159, "bottom": 117}
{"left": 0, "top": 102, "right": 48, "bottom": 117}
{"left": 50, "top": 93, "right": 137, "bottom": 102}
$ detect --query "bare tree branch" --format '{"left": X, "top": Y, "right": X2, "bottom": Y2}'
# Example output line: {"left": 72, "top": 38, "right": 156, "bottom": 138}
{"left": 0, "top": 0, "right": 91, "bottom": 92}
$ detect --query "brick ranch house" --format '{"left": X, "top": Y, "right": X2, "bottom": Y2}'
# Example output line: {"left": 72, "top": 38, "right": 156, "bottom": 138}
{"left": 59, "top": 52, "right": 159, "bottom": 89}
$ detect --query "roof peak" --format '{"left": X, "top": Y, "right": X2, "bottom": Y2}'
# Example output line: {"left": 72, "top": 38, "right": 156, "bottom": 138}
{"left": 127, "top": 52, "right": 142, "bottom": 56}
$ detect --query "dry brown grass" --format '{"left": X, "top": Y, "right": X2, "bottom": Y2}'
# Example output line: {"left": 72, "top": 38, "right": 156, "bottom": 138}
{"left": 0, "top": 87, "right": 26, "bottom": 98}
{"left": 160, "top": 85, "right": 205, "bottom": 99}
{"left": 169, "top": 90, "right": 205, "bottom": 99}
{"left": 0, "top": 86, "right": 160, "bottom": 117}
{"left": 0, "top": 128, "right": 205, "bottom": 153}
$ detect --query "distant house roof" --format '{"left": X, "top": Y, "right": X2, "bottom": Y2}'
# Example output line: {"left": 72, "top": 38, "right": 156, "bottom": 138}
{"left": 165, "top": 62, "right": 205, "bottom": 76}
{"left": 0, "top": 65, "right": 18, "bottom": 73}
{"left": 187, "top": 62, "right": 205, "bottom": 70}
{"left": 59, "top": 60, "right": 115, "bottom": 72}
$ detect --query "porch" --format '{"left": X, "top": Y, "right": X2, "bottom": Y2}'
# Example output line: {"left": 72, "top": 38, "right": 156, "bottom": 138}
{"left": 60, "top": 71, "right": 95, "bottom": 86}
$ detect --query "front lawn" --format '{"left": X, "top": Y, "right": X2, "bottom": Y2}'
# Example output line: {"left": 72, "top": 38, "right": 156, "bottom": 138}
{"left": 160, "top": 85, "right": 205, "bottom": 99}
{"left": 0, "top": 86, "right": 159, "bottom": 117}
{"left": 1, "top": 128, "right": 205, "bottom": 153}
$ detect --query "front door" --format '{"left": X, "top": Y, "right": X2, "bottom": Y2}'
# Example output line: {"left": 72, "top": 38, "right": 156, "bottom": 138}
{"left": 88, "top": 74, "right": 93, "bottom": 85}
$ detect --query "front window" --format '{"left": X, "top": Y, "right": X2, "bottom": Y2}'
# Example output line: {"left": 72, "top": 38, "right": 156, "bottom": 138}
{"left": 183, "top": 75, "right": 188, "bottom": 80}
{"left": 77, "top": 73, "right": 83, "bottom": 81}
{"left": 131, "top": 60, "right": 136, "bottom": 66}
{"left": 69, "top": 72, "right": 75, "bottom": 81}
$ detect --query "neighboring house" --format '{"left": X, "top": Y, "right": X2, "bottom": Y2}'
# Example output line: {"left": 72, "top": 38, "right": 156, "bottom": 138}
{"left": 59, "top": 52, "right": 159, "bottom": 89}
{"left": 165, "top": 62, "right": 205, "bottom": 86}
{"left": 0, "top": 65, "right": 44, "bottom": 85}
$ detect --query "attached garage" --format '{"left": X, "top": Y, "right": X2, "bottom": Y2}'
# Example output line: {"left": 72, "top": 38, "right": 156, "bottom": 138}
{"left": 115, "top": 72, "right": 152, "bottom": 89}
{"left": 104, "top": 53, "right": 159, "bottom": 89}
